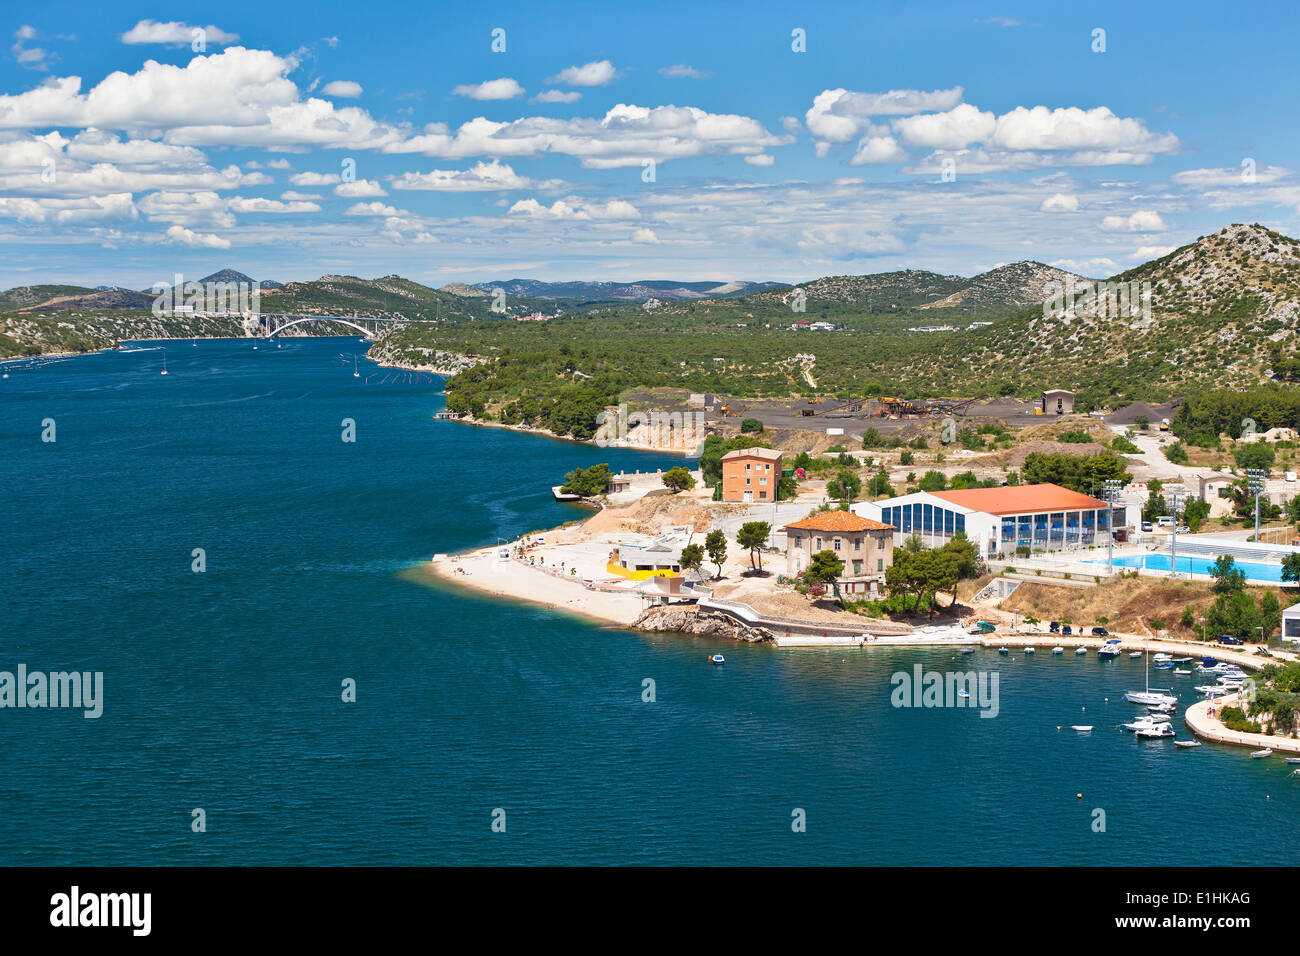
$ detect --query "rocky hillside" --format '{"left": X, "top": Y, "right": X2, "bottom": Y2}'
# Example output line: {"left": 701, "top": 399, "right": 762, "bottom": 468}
{"left": 742, "top": 269, "right": 969, "bottom": 311}
{"left": 259, "top": 274, "right": 525, "bottom": 321}
{"left": 890, "top": 223, "right": 1300, "bottom": 401}
{"left": 918, "top": 261, "right": 1091, "bottom": 311}
{"left": 471, "top": 278, "right": 784, "bottom": 301}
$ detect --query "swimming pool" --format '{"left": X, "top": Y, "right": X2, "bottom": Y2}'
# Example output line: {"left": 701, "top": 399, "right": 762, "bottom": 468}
{"left": 1091, "top": 553, "right": 1285, "bottom": 583}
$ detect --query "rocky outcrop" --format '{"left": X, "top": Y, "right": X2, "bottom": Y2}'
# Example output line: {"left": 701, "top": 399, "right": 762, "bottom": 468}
{"left": 633, "top": 605, "right": 774, "bottom": 643}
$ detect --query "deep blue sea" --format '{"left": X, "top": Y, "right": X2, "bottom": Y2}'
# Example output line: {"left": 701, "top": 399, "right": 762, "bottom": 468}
{"left": 2, "top": 337, "right": 1298, "bottom": 866}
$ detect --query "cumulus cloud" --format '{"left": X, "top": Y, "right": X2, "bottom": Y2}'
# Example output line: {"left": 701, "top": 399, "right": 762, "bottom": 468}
{"left": 0, "top": 192, "right": 135, "bottom": 223}
{"left": 390, "top": 160, "right": 537, "bottom": 191}
{"left": 1100, "top": 210, "right": 1167, "bottom": 232}
{"left": 806, "top": 87, "right": 964, "bottom": 143}
{"left": 849, "top": 135, "right": 908, "bottom": 165}
{"left": 12, "top": 25, "right": 54, "bottom": 71}
{"left": 289, "top": 171, "right": 340, "bottom": 186}
{"left": 121, "top": 20, "right": 239, "bottom": 46}
{"left": 334, "top": 178, "right": 386, "bottom": 197}
{"left": 660, "top": 64, "right": 710, "bottom": 79}
{"left": 632, "top": 227, "right": 660, "bottom": 243}
{"left": 344, "top": 201, "right": 403, "bottom": 216}
{"left": 546, "top": 60, "right": 617, "bottom": 87}
{"left": 507, "top": 197, "right": 639, "bottom": 220}
{"left": 164, "top": 223, "right": 230, "bottom": 248}
{"left": 227, "top": 196, "right": 320, "bottom": 213}
{"left": 452, "top": 78, "right": 524, "bottom": 101}
{"left": 532, "top": 90, "right": 581, "bottom": 104}
{"left": 1040, "top": 193, "right": 1080, "bottom": 212}
{"left": 1172, "top": 164, "right": 1286, "bottom": 187}
{"left": 893, "top": 104, "right": 996, "bottom": 149}
{"left": 744, "top": 154, "right": 775, "bottom": 167}
{"left": 320, "top": 80, "right": 363, "bottom": 98}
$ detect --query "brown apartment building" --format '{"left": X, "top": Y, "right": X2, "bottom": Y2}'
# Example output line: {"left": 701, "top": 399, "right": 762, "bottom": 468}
{"left": 720, "top": 447, "right": 783, "bottom": 502}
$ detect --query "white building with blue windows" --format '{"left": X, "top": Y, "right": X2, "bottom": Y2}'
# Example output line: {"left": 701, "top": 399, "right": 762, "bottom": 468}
{"left": 852, "top": 483, "right": 1122, "bottom": 558}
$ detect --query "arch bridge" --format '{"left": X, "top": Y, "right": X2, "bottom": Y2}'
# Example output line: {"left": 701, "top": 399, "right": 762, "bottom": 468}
{"left": 256, "top": 313, "right": 412, "bottom": 340}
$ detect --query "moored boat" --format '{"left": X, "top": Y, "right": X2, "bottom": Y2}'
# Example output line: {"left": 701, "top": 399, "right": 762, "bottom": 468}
{"left": 1070, "top": 725, "right": 1092, "bottom": 732}
{"left": 1174, "top": 739, "right": 1202, "bottom": 748}
{"left": 1136, "top": 725, "right": 1176, "bottom": 738}
{"left": 709, "top": 654, "right": 725, "bottom": 665}
{"left": 1074, "top": 646, "right": 1087, "bottom": 655}
{"left": 1052, "top": 646, "right": 1064, "bottom": 655}
{"left": 1251, "top": 749, "right": 1273, "bottom": 759}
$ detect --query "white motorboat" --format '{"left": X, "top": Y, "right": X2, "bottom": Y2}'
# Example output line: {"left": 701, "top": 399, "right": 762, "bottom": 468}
{"left": 1128, "top": 651, "right": 1142, "bottom": 659}
{"left": 1122, "top": 714, "right": 1172, "bottom": 732}
{"left": 1023, "top": 646, "right": 1035, "bottom": 654}
{"left": 1147, "top": 702, "right": 1176, "bottom": 714}
{"left": 709, "top": 654, "right": 725, "bottom": 665}
{"left": 1052, "top": 646, "right": 1064, "bottom": 655}
{"left": 1284, "top": 757, "right": 1300, "bottom": 764}
{"left": 1251, "top": 749, "right": 1273, "bottom": 759}
{"left": 998, "top": 647, "right": 1009, "bottom": 654}
{"left": 1153, "top": 652, "right": 1172, "bottom": 663}
{"left": 1074, "top": 646, "right": 1087, "bottom": 655}
{"left": 1173, "top": 668, "right": 1192, "bottom": 675}
{"left": 1174, "top": 739, "right": 1202, "bottom": 749}
{"left": 1070, "top": 725, "right": 1093, "bottom": 732}
{"left": 1136, "top": 725, "right": 1176, "bottom": 739}
{"left": 1098, "top": 644, "right": 1122, "bottom": 658}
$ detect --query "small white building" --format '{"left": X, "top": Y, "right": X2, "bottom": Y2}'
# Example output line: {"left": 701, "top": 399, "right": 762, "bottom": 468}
{"left": 1282, "top": 602, "right": 1300, "bottom": 644}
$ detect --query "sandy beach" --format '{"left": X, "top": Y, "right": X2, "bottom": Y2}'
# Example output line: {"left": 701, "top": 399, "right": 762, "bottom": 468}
{"left": 424, "top": 547, "right": 646, "bottom": 627}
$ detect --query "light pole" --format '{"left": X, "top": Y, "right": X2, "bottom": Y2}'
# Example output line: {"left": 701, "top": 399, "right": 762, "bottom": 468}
{"left": 1166, "top": 486, "right": 1184, "bottom": 578}
{"left": 1246, "top": 468, "right": 1266, "bottom": 541}
{"left": 1103, "top": 479, "right": 1123, "bottom": 576}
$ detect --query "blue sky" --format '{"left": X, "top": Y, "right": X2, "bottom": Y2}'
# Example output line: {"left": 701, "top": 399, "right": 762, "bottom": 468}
{"left": 2, "top": 0, "right": 1299, "bottom": 288}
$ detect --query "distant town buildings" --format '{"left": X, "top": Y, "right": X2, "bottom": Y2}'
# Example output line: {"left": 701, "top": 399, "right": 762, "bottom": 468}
{"left": 721, "top": 447, "right": 783, "bottom": 502}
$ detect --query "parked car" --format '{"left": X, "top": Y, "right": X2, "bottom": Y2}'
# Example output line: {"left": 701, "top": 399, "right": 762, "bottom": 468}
{"left": 1049, "top": 621, "right": 1060, "bottom": 633}
{"left": 1062, "top": 625, "right": 1073, "bottom": 635}
{"left": 1140, "top": 521, "right": 1153, "bottom": 533}
{"left": 1217, "top": 635, "right": 1244, "bottom": 645}
{"left": 1091, "top": 626, "right": 1109, "bottom": 636}
{"left": 1175, "top": 525, "right": 1190, "bottom": 534}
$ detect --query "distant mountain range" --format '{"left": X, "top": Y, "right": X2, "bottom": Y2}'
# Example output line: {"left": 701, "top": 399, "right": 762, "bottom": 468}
{"left": 461, "top": 278, "right": 787, "bottom": 301}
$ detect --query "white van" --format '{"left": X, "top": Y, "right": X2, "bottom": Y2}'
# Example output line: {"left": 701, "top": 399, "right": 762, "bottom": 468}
{"left": 1156, "top": 516, "right": 1175, "bottom": 528}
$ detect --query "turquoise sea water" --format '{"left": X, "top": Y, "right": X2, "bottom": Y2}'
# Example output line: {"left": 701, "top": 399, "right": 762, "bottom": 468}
{"left": 2, "top": 338, "right": 1298, "bottom": 866}
{"left": 1096, "top": 553, "right": 1285, "bottom": 584}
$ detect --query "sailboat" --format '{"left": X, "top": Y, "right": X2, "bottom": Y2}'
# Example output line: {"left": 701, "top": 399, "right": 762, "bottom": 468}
{"left": 1125, "top": 650, "right": 1177, "bottom": 706}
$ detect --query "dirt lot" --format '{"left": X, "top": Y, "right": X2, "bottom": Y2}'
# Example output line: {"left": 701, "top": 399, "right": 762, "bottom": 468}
{"left": 998, "top": 575, "right": 1292, "bottom": 639}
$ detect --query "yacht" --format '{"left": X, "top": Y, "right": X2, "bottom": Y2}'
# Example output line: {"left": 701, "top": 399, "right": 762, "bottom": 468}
{"left": 1126, "top": 651, "right": 1178, "bottom": 706}
{"left": 1122, "top": 713, "right": 1172, "bottom": 732}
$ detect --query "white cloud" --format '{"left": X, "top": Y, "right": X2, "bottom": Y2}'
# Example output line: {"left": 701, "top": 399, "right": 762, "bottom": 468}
{"left": 0, "top": 192, "right": 135, "bottom": 223}
{"left": 452, "top": 78, "right": 525, "bottom": 101}
{"left": 279, "top": 190, "right": 322, "bottom": 201}
{"left": 1100, "top": 210, "right": 1167, "bottom": 232}
{"left": 893, "top": 104, "right": 997, "bottom": 149}
{"left": 390, "top": 160, "right": 536, "bottom": 192}
{"left": 320, "top": 80, "right": 363, "bottom": 98}
{"left": 744, "top": 154, "right": 775, "bottom": 167}
{"left": 991, "top": 106, "right": 1178, "bottom": 154}
{"left": 547, "top": 60, "right": 617, "bottom": 87}
{"left": 334, "top": 178, "right": 386, "bottom": 197}
{"left": 632, "top": 227, "right": 660, "bottom": 243}
{"left": 1133, "top": 245, "right": 1177, "bottom": 259}
{"left": 121, "top": 20, "right": 239, "bottom": 46}
{"left": 1172, "top": 165, "right": 1286, "bottom": 187}
{"left": 12, "top": 25, "right": 53, "bottom": 71}
{"left": 345, "top": 201, "right": 402, "bottom": 216}
{"left": 532, "top": 90, "right": 581, "bottom": 104}
{"left": 1040, "top": 193, "right": 1080, "bottom": 212}
{"left": 289, "top": 171, "right": 340, "bottom": 186}
{"left": 850, "top": 134, "right": 908, "bottom": 165}
{"left": 164, "top": 224, "right": 230, "bottom": 248}
{"left": 227, "top": 196, "right": 321, "bottom": 213}
{"left": 507, "top": 197, "right": 639, "bottom": 220}
{"left": 393, "top": 103, "right": 793, "bottom": 168}
{"left": 660, "top": 65, "right": 710, "bottom": 79}
{"left": 806, "top": 87, "right": 964, "bottom": 143}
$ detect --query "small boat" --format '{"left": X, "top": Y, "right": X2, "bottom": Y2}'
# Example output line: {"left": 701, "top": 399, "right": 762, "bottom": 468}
{"left": 1052, "top": 646, "right": 1064, "bottom": 655}
{"left": 160, "top": 352, "right": 168, "bottom": 376}
{"left": 1174, "top": 740, "right": 1202, "bottom": 749}
{"left": 1123, "top": 714, "right": 1172, "bottom": 732}
{"left": 1171, "top": 657, "right": 1192, "bottom": 664}
{"left": 709, "top": 654, "right": 725, "bottom": 665}
{"left": 1023, "top": 646, "right": 1035, "bottom": 654}
{"left": 1074, "top": 647, "right": 1087, "bottom": 655}
{"left": 1147, "top": 702, "right": 1176, "bottom": 714}
{"left": 1070, "top": 725, "right": 1093, "bottom": 732}
{"left": 1174, "top": 668, "right": 1192, "bottom": 675}
{"left": 353, "top": 356, "right": 360, "bottom": 378}
{"left": 1098, "top": 645, "right": 1121, "bottom": 658}
{"left": 1153, "top": 653, "right": 1172, "bottom": 662}
{"left": 1128, "top": 651, "right": 1142, "bottom": 659}
{"left": 957, "top": 690, "right": 970, "bottom": 698}
{"left": 1284, "top": 757, "right": 1300, "bottom": 764}
{"left": 997, "top": 647, "right": 1009, "bottom": 655}
{"left": 960, "top": 647, "right": 974, "bottom": 655}
{"left": 1136, "top": 726, "right": 1175, "bottom": 739}
{"left": 1252, "top": 749, "right": 1273, "bottom": 759}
